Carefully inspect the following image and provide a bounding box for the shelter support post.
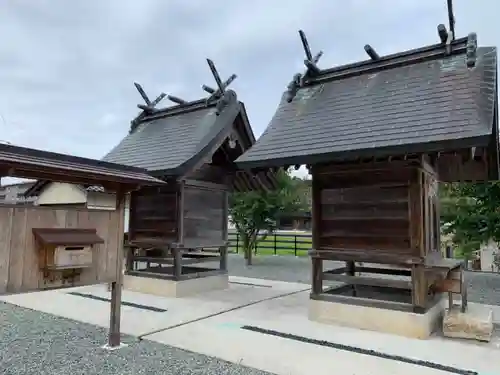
[108,191,126,348]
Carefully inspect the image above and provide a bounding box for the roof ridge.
[130,59,238,133]
[306,36,470,86]
[285,29,477,103]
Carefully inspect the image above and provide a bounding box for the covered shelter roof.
[0,143,165,191]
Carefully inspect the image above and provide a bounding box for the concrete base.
[309,299,444,339]
[123,273,229,298]
[101,342,128,351]
[442,304,494,342]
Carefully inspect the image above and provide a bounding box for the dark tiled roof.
[236,40,498,168]
[102,95,242,176]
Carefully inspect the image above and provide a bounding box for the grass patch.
[228,233,311,257]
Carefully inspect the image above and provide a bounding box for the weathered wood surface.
[182,184,227,248]
[314,164,413,255]
[0,205,121,294]
[186,164,228,183]
[129,185,178,244]
[310,159,455,311]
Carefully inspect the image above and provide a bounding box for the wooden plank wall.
[0,205,121,295]
[182,184,226,248]
[129,186,178,243]
[187,164,228,183]
[314,163,416,256]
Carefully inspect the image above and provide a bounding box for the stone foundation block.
[123,274,229,298]
[442,304,494,342]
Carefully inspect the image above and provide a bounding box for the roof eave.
[236,135,492,170]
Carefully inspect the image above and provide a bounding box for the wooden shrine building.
[236,24,499,338]
[102,60,275,297]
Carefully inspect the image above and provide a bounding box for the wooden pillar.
[411,265,427,312]
[346,260,356,295]
[173,248,182,280]
[310,170,322,295]
[219,244,228,271]
[220,189,228,272]
[109,190,126,348]
[409,169,427,311]
[177,181,185,246]
[311,257,323,295]
[124,244,133,273]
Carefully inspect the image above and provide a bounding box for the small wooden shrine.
[236,19,499,338]
[0,142,164,347]
[103,59,275,297]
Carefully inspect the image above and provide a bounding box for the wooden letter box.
[32,228,104,271]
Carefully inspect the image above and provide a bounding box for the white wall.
[37,183,131,234]
[124,194,130,232]
[480,239,499,272]
[36,182,86,205]
[87,191,116,210]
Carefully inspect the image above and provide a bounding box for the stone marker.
[442,304,494,342]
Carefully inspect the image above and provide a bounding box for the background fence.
[228,231,312,256]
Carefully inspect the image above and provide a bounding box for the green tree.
[441,182,500,261]
[229,168,307,266]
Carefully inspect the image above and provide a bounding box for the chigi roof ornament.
[286,30,323,103]
[130,83,166,133]
[202,58,238,115]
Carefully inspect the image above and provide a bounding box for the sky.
[0,0,497,182]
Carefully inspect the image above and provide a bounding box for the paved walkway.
[223,254,500,305]
[2,277,499,375]
[2,254,500,374]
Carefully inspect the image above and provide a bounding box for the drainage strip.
[241,326,477,375]
[229,281,273,288]
[68,292,167,313]
[138,288,310,339]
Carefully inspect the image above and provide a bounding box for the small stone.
[442,304,494,342]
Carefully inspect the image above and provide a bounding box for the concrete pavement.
[1,276,499,375]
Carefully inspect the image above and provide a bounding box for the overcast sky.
[0,0,497,181]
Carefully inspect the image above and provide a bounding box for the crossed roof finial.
[201,59,238,115]
[285,30,323,103]
[134,82,166,113]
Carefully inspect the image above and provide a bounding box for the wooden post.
[310,170,322,295]
[219,244,228,271]
[411,265,427,312]
[346,260,356,295]
[125,244,133,273]
[311,257,323,294]
[173,248,182,280]
[108,191,126,348]
[221,190,228,271]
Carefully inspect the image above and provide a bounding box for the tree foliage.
[229,169,308,265]
[441,182,500,260]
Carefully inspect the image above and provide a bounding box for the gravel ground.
[0,302,273,375]
[225,254,500,306]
